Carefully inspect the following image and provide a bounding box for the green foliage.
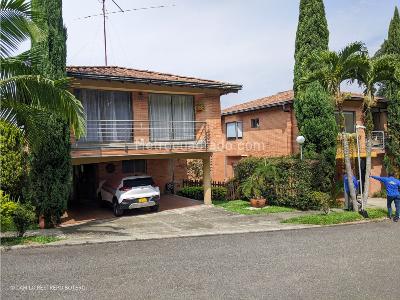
[308,191,331,214]
[0,120,25,198]
[376,7,400,57]
[235,157,323,210]
[187,159,203,180]
[294,82,338,192]
[282,208,387,225]
[377,7,400,176]
[1,235,60,246]
[31,0,66,79]
[24,115,71,227]
[0,0,42,58]
[12,201,36,237]
[214,200,295,215]
[240,162,276,199]
[293,0,329,95]
[0,190,18,231]
[372,189,387,198]
[177,186,228,202]
[23,0,73,227]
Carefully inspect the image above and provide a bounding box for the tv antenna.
[77,1,176,66]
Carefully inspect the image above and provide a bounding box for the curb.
[1,217,391,252]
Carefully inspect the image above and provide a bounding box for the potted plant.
[240,162,276,208]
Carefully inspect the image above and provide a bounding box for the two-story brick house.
[217,90,388,195]
[67,66,242,206]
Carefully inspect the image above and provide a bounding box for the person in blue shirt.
[371,173,400,222]
[343,174,359,210]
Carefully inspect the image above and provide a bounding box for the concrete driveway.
[42,203,316,247]
[60,194,202,226]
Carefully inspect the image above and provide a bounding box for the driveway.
[60,194,202,226]
[32,204,317,247]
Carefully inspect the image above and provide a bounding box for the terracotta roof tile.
[222,90,386,115]
[66,66,242,92]
[222,90,294,115]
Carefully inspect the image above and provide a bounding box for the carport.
[61,194,203,226]
[66,152,212,225]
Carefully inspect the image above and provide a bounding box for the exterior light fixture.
[296,135,305,160]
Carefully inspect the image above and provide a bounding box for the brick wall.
[97,158,188,194]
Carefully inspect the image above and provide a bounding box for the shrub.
[0,191,18,231]
[309,191,331,214]
[177,186,227,201]
[12,202,36,237]
[24,115,72,227]
[235,157,321,210]
[0,121,26,199]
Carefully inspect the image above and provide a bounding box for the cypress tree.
[293,0,337,193]
[293,0,329,95]
[377,7,400,175]
[26,0,71,226]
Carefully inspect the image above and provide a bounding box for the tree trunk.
[343,133,358,211]
[362,105,374,210]
[363,130,372,208]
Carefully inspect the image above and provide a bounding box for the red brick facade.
[214,92,388,196]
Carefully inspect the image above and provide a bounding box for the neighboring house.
[216,90,388,195]
[67,66,242,205]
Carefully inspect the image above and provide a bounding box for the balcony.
[370,131,385,150]
[72,120,209,151]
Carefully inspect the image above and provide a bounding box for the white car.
[98,176,160,216]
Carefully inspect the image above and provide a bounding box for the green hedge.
[235,157,323,210]
[0,121,26,199]
[177,186,227,202]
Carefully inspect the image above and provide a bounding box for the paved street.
[2,221,399,300]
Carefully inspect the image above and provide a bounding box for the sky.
[63,0,399,108]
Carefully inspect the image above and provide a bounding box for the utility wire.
[75,4,176,20]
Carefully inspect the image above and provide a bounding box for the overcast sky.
[63,0,399,108]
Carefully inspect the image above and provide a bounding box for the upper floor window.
[251,118,260,128]
[335,111,355,133]
[226,121,243,140]
[74,89,132,142]
[149,94,194,142]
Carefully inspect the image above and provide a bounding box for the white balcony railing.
[73,120,209,150]
[370,131,385,150]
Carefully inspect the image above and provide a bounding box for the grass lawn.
[281,208,388,225]
[213,200,295,215]
[0,236,61,247]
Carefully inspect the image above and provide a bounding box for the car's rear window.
[123,178,154,188]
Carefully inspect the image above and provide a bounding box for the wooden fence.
[182,179,240,200]
[182,179,226,188]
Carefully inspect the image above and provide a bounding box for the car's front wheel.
[113,201,124,217]
[150,204,159,212]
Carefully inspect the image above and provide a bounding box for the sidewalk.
[2,205,320,249]
[2,199,387,249]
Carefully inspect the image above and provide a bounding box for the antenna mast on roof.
[78,1,175,66]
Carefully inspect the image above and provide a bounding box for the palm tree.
[301,42,367,211]
[0,0,85,140]
[354,54,400,208]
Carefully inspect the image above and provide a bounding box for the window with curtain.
[226,121,243,140]
[335,111,355,133]
[149,94,194,141]
[75,89,132,142]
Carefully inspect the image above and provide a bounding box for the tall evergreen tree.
[293,0,329,95]
[293,0,337,194]
[26,0,72,226]
[376,7,400,175]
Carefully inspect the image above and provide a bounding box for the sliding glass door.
[75,89,132,142]
[149,94,194,142]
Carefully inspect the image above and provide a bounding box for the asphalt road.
[1,221,399,300]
